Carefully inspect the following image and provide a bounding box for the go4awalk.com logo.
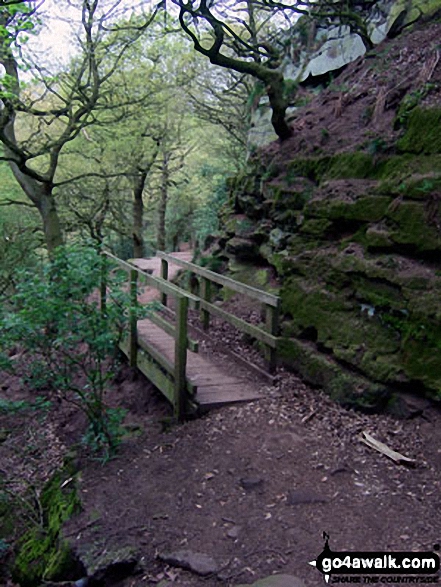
[309,533,440,584]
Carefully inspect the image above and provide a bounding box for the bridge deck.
[137,318,261,408]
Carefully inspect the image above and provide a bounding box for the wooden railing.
[101,251,281,420]
[101,251,199,420]
[156,251,280,373]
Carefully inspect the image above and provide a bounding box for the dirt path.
[61,366,441,587]
[131,252,193,305]
[1,253,440,587]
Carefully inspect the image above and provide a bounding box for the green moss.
[227,260,270,289]
[364,225,393,249]
[386,200,441,251]
[399,176,441,199]
[281,277,400,354]
[306,195,392,222]
[299,218,332,237]
[224,215,257,238]
[12,470,81,587]
[278,338,390,411]
[352,276,402,310]
[287,156,332,183]
[398,108,441,154]
[389,0,441,26]
[325,152,381,180]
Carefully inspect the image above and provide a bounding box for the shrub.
[0,243,135,459]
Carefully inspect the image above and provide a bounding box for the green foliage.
[191,167,229,248]
[395,83,436,127]
[0,243,133,458]
[398,106,441,154]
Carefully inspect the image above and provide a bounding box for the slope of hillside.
[218,17,441,410]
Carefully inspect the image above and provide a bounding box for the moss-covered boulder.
[278,338,391,411]
[12,471,83,587]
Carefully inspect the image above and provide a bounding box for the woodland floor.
[1,295,441,587]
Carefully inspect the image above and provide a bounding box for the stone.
[79,545,139,583]
[236,573,306,587]
[227,525,242,539]
[240,477,264,491]
[158,550,220,576]
[286,488,328,505]
[387,392,432,419]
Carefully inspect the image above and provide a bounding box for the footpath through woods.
[1,253,441,587]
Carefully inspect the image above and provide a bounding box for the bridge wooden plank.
[197,386,260,406]
[135,317,261,409]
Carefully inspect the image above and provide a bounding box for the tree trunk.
[157,153,169,252]
[208,52,293,142]
[267,76,293,142]
[8,161,63,254]
[38,189,64,254]
[3,113,63,254]
[132,171,148,258]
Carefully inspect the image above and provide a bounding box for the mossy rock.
[395,175,441,200]
[224,215,258,238]
[306,195,392,222]
[398,108,441,154]
[278,338,391,411]
[287,156,332,183]
[228,259,271,290]
[364,225,394,249]
[225,237,260,261]
[266,178,314,211]
[376,155,441,194]
[386,200,441,252]
[389,0,441,29]
[299,218,333,237]
[325,152,382,180]
[12,470,82,587]
[281,277,401,355]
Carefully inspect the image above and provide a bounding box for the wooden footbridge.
[101,251,280,420]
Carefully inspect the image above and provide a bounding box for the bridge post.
[200,277,211,331]
[265,299,280,374]
[160,258,168,307]
[174,294,189,421]
[129,269,138,368]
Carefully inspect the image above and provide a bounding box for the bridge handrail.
[156,251,279,307]
[157,250,280,373]
[102,250,196,420]
[103,251,200,309]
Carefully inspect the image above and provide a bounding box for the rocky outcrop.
[218,20,441,409]
[249,0,441,148]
